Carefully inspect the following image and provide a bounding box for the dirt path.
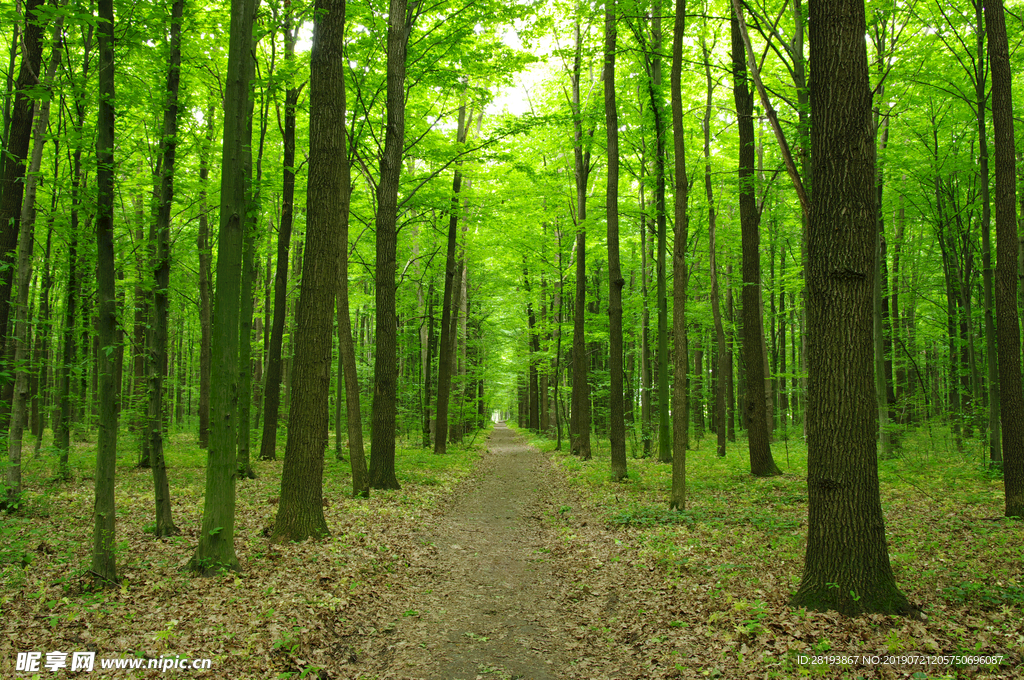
[376,423,579,679]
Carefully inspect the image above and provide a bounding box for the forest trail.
[362,423,589,679]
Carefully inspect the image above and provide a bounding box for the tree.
[434,90,471,456]
[983,0,1024,517]
[6,11,61,507]
[568,16,592,461]
[259,0,301,463]
[605,0,626,482]
[791,0,909,615]
[146,0,184,538]
[92,0,118,585]
[0,0,45,408]
[668,0,688,510]
[369,0,415,490]
[731,4,780,478]
[190,0,258,574]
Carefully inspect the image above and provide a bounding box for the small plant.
[273,626,301,655]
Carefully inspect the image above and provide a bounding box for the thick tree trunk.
[984,0,1024,517]
[0,0,44,390]
[605,0,626,481]
[792,0,908,615]
[92,0,119,584]
[669,0,689,509]
[369,0,412,490]
[731,8,780,477]
[271,0,349,538]
[6,15,61,504]
[190,0,257,574]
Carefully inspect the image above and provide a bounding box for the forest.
[1,0,1023,677]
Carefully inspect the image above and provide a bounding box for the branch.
[731,0,809,217]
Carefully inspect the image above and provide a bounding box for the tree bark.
[369,0,412,490]
[605,0,626,481]
[669,0,689,510]
[984,0,1024,518]
[5,14,61,505]
[434,92,469,455]
[792,0,908,615]
[190,0,257,574]
[197,104,214,449]
[731,6,780,477]
[568,17,592,461]
[271,0,350,539]
[258,82,297,461]
[0,0,45,390]
[145,0,183,538]
[92,0,118,584]
[702,37,727,459]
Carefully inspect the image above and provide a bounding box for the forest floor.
[1,421,1022,679]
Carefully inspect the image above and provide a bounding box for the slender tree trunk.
[650,4,671,464]
[435,93,470,454]
[975,3,1001,465]
[54,34,89,477]
[146,0,183,538]
[702,38,727,459]
[984,0,1024,517]
[259,34,298,462]
[732,6,780,476]
[605,0,626,479]
[31,220,53,453]
[91,0,118,584]
[669,0,689,509]
[792,0,908,615]
[369,0,412,490]
[726,266,736,441]
[190,0,257,574]
[197,104,214,449]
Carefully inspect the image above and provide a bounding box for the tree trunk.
[792,0,908,615]
[605,0,626,480]
[197,104,214,449]
[731,6,780,477]
[271,0,350,539]
[54,33,90,478]
[984,0,1024,518]
[369,0,412,490]
[433,92,469,455]
[0,0,44,392]
[145,0,183,538]
[259,38,299,462]
[5,14,61,505]
[702,37,727,459]
[190,0,257,575]
[651,3,671,464]
[669,0,689,509]
[975,3,1001,466]
[92,0,119,584]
